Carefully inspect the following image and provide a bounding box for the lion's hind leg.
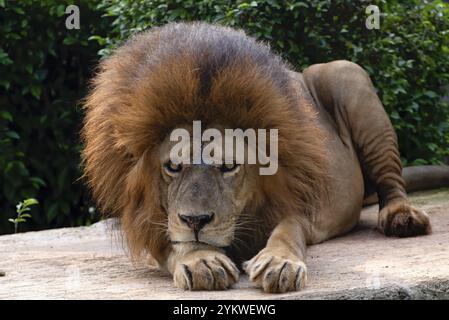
[303,60,431,237]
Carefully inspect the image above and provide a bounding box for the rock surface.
[1,189,448,300]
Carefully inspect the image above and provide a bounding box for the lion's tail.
[402,165,449,192]
[363,165,449,206]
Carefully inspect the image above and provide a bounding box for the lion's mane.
[81,22,328,265]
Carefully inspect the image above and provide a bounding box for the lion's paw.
[173,251,239,291]
[379,201,431,237]
[243,249,307,293]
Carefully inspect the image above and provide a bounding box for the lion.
[81,22,448,293]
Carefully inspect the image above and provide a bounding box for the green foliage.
[0,0,108,234]
[95,0,449,165]
[8,198,38,233]
[1,0,448,234]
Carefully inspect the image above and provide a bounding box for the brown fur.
[81,22,328,265]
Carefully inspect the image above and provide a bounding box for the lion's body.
[82,22,431,293]
[293,69,365,244]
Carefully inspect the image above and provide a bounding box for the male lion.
[82,22,446,293]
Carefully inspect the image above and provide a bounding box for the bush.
[0,0,108,234]
[95,0,449,165]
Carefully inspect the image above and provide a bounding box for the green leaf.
[411,158,429,165]
[47,203,59,222]
[13,7,25,14]
[0,111,13,121]
[0,48,13,65]
[63,37,78,45]
[30,177,47,188]
[23,198,39,207]
[30,85,42,99]
[88,35,107,46]
[18,207,31,214]
[390,111,400,120]
[423,90,438,98]
[56,4,66,17]
[0,79,10,89]
[6,131,20,140]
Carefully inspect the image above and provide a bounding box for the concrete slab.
[1,189,448,299]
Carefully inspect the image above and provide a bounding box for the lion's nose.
[178,213,214,232]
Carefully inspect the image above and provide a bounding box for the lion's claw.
[243,249,307,293]
[173,251,239,290]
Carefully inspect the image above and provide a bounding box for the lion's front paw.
[379,201,431,237]
[243,249,307,293]
[173,251,239,291]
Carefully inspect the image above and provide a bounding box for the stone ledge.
[0,189,448,300]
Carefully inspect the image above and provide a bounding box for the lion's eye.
[165,161,182,174]
[220,162,238,173]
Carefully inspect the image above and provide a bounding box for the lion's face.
[159,126,258,249]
